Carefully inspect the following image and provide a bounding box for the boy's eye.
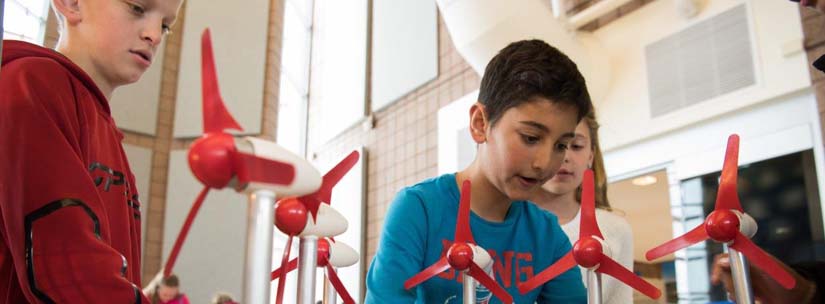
[570,144,584,150]
[521,134,540,145]
[162,24,172,35]
[128,2,145,15]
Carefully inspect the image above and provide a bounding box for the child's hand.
[143,271,164,296]
[710,253,815,303]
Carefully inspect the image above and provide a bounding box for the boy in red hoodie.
[0,0,182,302]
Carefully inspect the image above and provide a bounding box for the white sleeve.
[600,210,635,304]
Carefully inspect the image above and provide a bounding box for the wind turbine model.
[646,134,795,303]
[404,180,514,304]
[519,169,661,303]
[159,28,322,303]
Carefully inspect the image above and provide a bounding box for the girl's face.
[471,98,580,201]
[541,120,594,196]
[158,284,179,302]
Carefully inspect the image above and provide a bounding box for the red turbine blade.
[275,236,294,304]
[296,196,323,222]
[455,180,474,244]
[299,151,360,219]
[468,262,513,304]
[201,28,242,134]
[318,150,360,204]
[580,169,602,239]
[270,257,298,281]
[518,252,576,294]
[716,134,743,212]
[233,152,296,186]
[325,265,355,304]
[646,224,709,261]
[404,258,450,290]
[596,254,662,299]
[731,233,796,289]
[164,186,210,277]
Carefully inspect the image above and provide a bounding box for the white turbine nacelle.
[299,204,348,238]
[237,137,322,197]
[583,236,612,271]
[327,240,359,268]
[733,210,758,239]
[470,244,493,271]
[435,0,611,102]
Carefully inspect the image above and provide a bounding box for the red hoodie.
[0,40,149,303]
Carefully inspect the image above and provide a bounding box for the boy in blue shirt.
[365,40,591,303]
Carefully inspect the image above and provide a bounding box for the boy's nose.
[142,26,163,47]
[532,148,554,173]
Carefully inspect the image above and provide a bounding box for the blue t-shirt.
[365,174,586,303]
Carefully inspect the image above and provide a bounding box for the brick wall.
[578,0,655,31]
[801,6,825,142]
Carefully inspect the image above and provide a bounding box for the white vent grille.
[646,4,754,118]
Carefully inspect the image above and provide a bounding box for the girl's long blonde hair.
[575,111,612,211]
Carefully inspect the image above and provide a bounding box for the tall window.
[313,0,367,145]
[3,0,50,44]
[276,0,314,156]
[273,4,314,299]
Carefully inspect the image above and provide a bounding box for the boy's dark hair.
[478,39,592,126]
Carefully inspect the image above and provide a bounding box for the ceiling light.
[632,175,658,186]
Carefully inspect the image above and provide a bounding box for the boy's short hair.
[478,39,592,126]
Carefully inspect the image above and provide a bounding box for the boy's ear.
[51,0,82,24]
[469,102,488,144]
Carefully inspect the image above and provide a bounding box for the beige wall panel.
[173,0,270,138]
[164,151,247,303]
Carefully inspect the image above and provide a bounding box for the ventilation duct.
[435,0,612,101]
